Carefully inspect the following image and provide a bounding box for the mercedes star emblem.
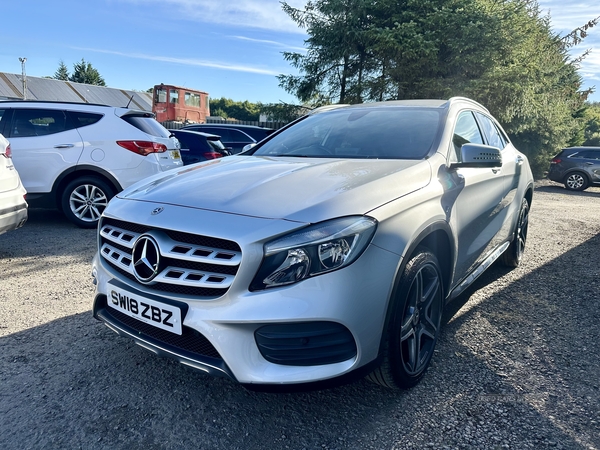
[132,235,161,283]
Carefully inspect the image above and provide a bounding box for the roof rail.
[447,97,489,113]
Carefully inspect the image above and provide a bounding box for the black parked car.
[169,129,229,165]
[548,146,600,191]
[181,124,275,154]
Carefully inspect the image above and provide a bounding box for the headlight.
[250,216,377,291]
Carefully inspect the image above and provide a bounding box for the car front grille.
[99,218,241,299]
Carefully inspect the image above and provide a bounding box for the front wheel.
[368,249,444,389]
[61,177,115,228]
[500,197,529,268]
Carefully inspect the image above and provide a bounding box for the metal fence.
[161,118,289,130]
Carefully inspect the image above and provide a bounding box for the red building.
[152,84,210,123]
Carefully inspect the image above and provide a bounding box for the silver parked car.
[0,133,27,235]
[92,98,534,389]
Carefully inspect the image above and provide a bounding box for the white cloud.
[581,52,600,81]
[72,47,283,75]
[230,35,306,52]
[537,1,600,31]
[123,0,308,34]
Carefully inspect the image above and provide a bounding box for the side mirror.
[451,144,502,169]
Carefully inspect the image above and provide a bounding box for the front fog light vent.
[255,322,357,366]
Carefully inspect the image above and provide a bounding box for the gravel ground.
[0,180,599,450]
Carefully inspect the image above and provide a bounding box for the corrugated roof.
[0,72,153,111]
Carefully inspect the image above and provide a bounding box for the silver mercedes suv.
[92,97,534,389]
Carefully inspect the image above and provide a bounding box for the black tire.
[61,177,115,228]
[564,171,589,191]
[368,248,444,389]
[500,198,529,268]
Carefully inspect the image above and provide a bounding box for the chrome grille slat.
[99,219,241,298]
[164,244,241,266]
[153,266,234,288]
[101,243,135,274]
[100,225,141,249]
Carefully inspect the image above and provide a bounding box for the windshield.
[253,107,442,159]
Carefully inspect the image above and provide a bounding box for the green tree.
[54,60,69,81]
[279,0,598,176]
[209,98,260,121]
[69,59,106,86]
[259,102,310,122]
[581,102,600,146]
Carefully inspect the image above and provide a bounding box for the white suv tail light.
[1,144,12,158]
[117,140,167,156]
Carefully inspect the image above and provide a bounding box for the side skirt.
[447,241,510,301]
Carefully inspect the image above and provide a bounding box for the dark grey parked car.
[181,124,275,154]
[548,147,600,191]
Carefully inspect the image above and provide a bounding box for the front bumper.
[92,239,400,385]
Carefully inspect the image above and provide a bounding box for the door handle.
[586,162,594,165]
[492,168,501,174]
[54,144,74,148]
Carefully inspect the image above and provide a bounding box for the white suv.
[0,101,182,228]
[0,133,27,235]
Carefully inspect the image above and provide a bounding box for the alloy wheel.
[399,263,443,376]
[69,184,108,223]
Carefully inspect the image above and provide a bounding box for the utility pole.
[19,57,27,100]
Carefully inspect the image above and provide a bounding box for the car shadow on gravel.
[2,238,599,449]
[437,233,600,450]
[0,208,97,272]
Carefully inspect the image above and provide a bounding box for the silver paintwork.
[92,97,534,385]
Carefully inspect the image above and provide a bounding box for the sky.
[1,0,599,104]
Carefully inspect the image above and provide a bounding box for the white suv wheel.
[61,177,114,228]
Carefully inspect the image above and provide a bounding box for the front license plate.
[108,287,183,335]
[170,149,181,160]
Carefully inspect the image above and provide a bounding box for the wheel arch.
[52,166,123,210]
[374,222,454,359]
[399,222,454,298]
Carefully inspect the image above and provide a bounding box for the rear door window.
[10,109,75,137]
[203,128,230,140]
[228,129,254,143]
[572,150,600,160]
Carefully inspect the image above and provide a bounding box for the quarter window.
[450,111,484,162]
[68,111,103,128]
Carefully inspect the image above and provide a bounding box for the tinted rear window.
[121,114,170,138]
